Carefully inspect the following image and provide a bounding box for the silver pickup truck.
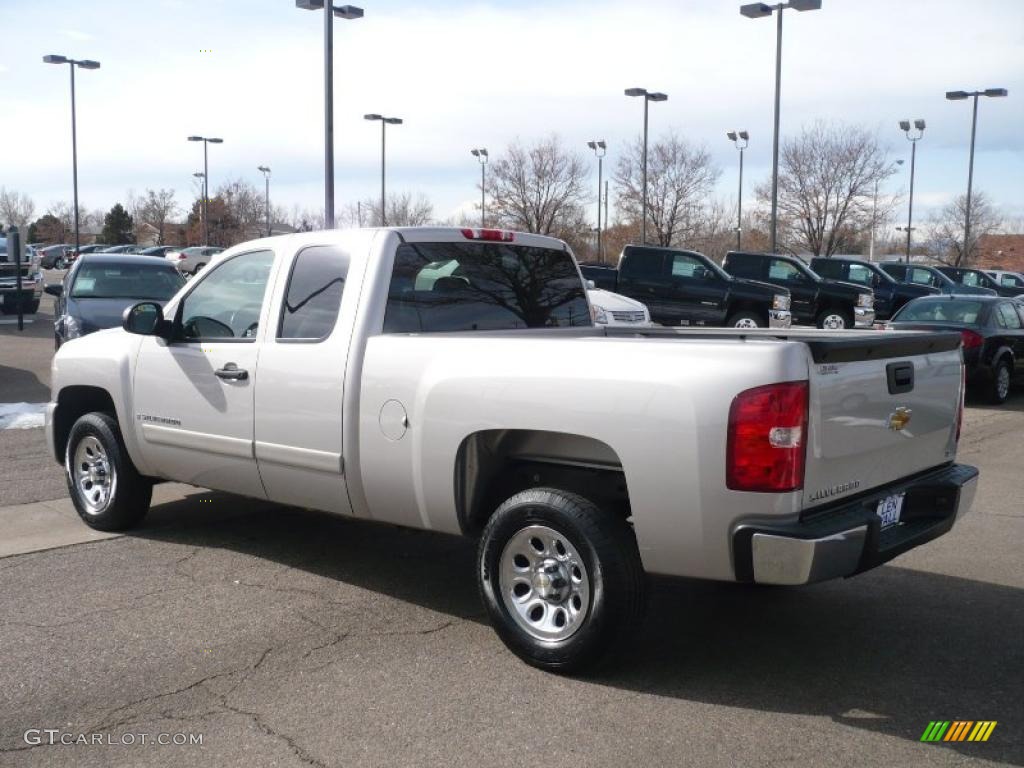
[45,227,978,672]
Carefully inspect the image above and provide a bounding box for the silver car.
[165,246,224,275]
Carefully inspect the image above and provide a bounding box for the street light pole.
[258,166,272,237]
[946,87,1008,262]
[587,141,607,259]
[898,120,925,263]
[740,1,822,253]
[364,114,402,226]
[188,136,223,246]
[727,131,749,250]
[624,88,667,245]
[43,55,100,255]
[471,149,488,227]
[296,2,364,229]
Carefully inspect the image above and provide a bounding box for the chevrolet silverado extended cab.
[46,226,978,672]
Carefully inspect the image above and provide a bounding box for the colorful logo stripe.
[921,721,997,742]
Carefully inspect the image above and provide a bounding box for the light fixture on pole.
[739,0,821,253]
[898,119,925,263]
[364,114,403,226]
[945,87,1008,262]
[187,136,223,246]
[471,149,488,228]
[587,141,607,260]
[258,166,272,238]
[624,88,668,245]
[726,130,749,250]
[295,1,364,229]
[43,55,100,257]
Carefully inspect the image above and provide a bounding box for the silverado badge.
[887,407,912,431]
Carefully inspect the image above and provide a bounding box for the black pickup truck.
[810,256,938,321]
[722,251,875,329]
[580,245,791,328]
[936,266,1024,298]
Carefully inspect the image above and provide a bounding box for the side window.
[846,264,873,286]
[996,302,1022,330]
[178,250,275,341]
[621,250,666,278]
[768,259,804,282]
[278,246,348,341]
[1000,275,1023,287]
[909,268,933,286]
[670,253,710,279]
[961,271,981,287]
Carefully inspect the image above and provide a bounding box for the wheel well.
[53,386,117,462]
[454,430,630,535]
[818,303,853,319]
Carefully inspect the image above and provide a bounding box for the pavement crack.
[218,699,328,768]
[172,546,203,583]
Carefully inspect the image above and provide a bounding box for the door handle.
[214,363,248,381]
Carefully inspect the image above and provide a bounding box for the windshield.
[70,263,185,300]
[893,298,984,325]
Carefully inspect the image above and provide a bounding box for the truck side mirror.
[44,284,63,297]
[123,302,170,339]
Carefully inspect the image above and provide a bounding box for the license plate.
[876,493,905,529]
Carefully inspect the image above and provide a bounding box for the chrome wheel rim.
[70,435,116,515]
[997,366,1011,400]
[499,524,591,642]
[734,317,759,329]
[822,313,846,330]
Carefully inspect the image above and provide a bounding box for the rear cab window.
[384,241,591,333]
[723,253,763,280]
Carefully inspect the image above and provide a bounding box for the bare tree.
[766,121,897,257]
[138,188,179,245]
[925,191,1002,266]
[0,188,36,231]
[488,135,590,240]
[614,131,720,247]
[358,192,434,227]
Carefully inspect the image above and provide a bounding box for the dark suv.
[810,256,939,321]
[879,263,997,296]
[580,245,792,328]
[721,251,875,329]
[936,266,1024,297]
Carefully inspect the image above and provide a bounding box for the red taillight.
[460,228,514,242]
[177,253,186,260]
[727,381,809,493]
[960,330,984,349]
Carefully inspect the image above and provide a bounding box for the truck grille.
[610,310,646,323]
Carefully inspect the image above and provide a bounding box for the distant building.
[975,234,1024,272]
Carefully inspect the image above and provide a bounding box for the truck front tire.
[477,488,646,673]
[726,310,763,329]
[817,308,853,330]
[65,412,152,531]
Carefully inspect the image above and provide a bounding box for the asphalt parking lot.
[1,283,1021,767]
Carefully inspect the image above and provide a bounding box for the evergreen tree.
[101,203,134,245]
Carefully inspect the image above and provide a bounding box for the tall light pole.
[727,130,749,250]
[295,1,364,229]
[740,0,822,253]
[624,88,667,245]
[258,166,272,237]
[364,114,402,226]
[43,55,100,255]
[187,136,223,246]
[587,141,607,260]
[946,88,1008,262]
[192,172,205,240]
[898,119,925,263]
[471,148,488,227]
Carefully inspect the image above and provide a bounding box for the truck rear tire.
[816,308,853,330]
[987,358,1012,405]
[477,487,646,673]
[726,310,763,329]
[65,412,152,531]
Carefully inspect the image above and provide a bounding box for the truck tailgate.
[802,332,963,509]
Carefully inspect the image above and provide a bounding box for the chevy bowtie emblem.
[888,407,913,431]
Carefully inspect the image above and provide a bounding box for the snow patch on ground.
[0,402,47,430]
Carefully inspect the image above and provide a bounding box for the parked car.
[67,244,111,262]
[721,251,874,329]
[0,236,44,314]
[38,244,72,269]
[879,262,997,296]
[587,287,653,327]
[985,270,1024,292]
[809,256,939,321]
[166,246,225,275]
[889,295,1024,404]
[580,245,791,328]
[936,266,1024,297]
[100,244,144,254]
[45,254,185,349]
[46,226,977,673]
[138,245,183,257]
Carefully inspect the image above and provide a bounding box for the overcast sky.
[1,0,1022,227]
